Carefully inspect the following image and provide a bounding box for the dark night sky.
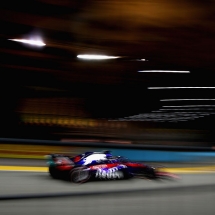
[1,0,215,136]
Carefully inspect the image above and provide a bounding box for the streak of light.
[160,99,215,101]
[77,54,120,60]
[173,112,213,114]
[8,39,46,46]
[148,87,215,89]
[138,70,190,73]
[163,105,215,108]
[159,108,215,111]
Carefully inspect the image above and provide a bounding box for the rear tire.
[70,167,90,183]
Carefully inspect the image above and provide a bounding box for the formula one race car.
[46,151,179,183]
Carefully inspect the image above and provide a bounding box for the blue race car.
[47,151,179,183]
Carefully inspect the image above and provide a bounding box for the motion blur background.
[1,0,215,146]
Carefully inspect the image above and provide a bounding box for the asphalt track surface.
[1,159,215,215]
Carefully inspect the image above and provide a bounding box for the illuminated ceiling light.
[77,54,120,60]
[138,70,190,73]
[148,87,215,89]
[122,112,211,120]
[160,108,214,111]
[160,99,215,101]
[116,110,214,122]
[136,59,147,61]
[173,111,213,114]
[8,38,46,46]
[163,105,215,108]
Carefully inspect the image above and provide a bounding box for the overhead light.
[148,87,215,89]
[8,38,46,46]
[163,105,215,108]
[173,112,212,114]
[77,54,120,60]
[160,99,215,101]
[160,108,214,111]
[135,59,147,61]
[138,70,190,73]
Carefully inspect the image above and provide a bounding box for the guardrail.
[0,137,214,152]
[1,137,215,162]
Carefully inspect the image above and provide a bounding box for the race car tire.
[49,166,59,179]
[70,167,90,183]
[145,167,157,179]
[134,166,156,179]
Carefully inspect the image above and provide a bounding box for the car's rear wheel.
[70,167,90,183]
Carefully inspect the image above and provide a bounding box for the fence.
[0,137,215,162]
